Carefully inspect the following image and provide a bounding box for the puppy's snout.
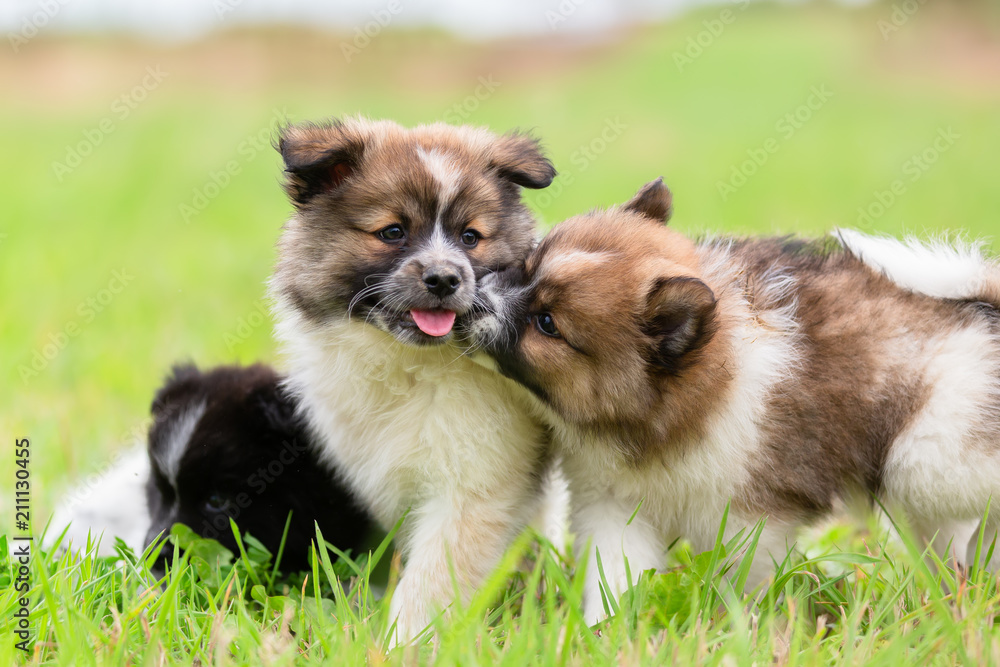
[422,266,462,298]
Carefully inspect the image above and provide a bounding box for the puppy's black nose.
[423,268,461,298]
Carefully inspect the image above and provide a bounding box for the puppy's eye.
[378,225,405,242]
[533,313,560,338]
[204,494,230,513]
[460,229,481,247]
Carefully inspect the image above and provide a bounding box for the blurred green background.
[2,0,999,522]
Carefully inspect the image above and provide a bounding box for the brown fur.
[718,239,937,518]
[484,179,1000,520]
[273,116,554,333]
[494,198,732,462]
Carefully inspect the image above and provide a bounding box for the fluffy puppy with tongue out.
[269,117,557,644]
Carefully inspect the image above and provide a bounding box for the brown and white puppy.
[474,178,1000,623]
[269,117,557,643]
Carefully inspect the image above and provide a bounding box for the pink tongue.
[410,309,456,337]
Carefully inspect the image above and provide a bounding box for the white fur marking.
[417,147,462,209]
[836,228,992,300]
[422,223,464,265]
[573,497,664,624]
[533,463,571,551]
[883,325,1000,525]
[155,400,206,486]
[539,250,611,278]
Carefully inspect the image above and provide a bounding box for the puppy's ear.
[490,132,556,189]
[151,364,202,417]
[277,121,366,206]
[623,177,673,223]
[643,276,716,373]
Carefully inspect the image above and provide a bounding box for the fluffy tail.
[836,228,1000,308]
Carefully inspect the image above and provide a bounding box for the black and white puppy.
[48,364,373,573]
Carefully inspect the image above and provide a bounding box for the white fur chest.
[558,299,800,550]
[561,428,753,549]
[274,305,543,529]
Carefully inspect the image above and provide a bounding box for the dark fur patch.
[145,364,372,572]
[488,130,557,188]
[277,120,367,205]
[623,177,673,223]
[642,276,718,375]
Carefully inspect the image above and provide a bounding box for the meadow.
[3,1,1000,663]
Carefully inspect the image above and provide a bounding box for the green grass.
[4,510,1000,665]
[3,1,1000,664]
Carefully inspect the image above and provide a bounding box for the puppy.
[474,178,1000,623]
[269,117,557,642]
[48,364,372,573]
[144,364,372,571]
